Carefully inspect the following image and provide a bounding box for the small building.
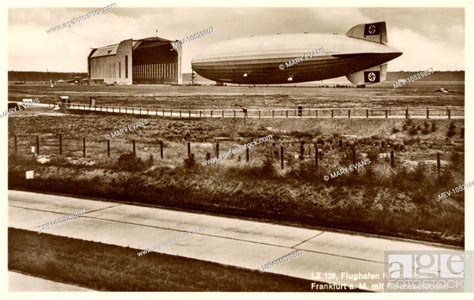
[87,37,182,85]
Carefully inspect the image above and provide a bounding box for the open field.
[9,228,327,291]
[8,81,464,109]
[8,102,464,245]
[7,82,465,245]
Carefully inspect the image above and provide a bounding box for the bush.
[260,153,276,177]
[115,153,146,172]
[402,119,413,131]
[421,122,430,135]
[447,122,456,138]
[184,154,196,169]
[408,126,418,136]
[450,150,463,170]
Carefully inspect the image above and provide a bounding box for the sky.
[8,7,465,73]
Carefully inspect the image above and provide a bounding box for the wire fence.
[55,103,464,119]
[9,133,451,172]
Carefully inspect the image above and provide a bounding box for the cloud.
[8,7,464,72]
[390,28,464,71]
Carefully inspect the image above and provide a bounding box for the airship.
[191,22,402,85]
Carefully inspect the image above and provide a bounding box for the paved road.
[8,190,461,292]
[9,271,91,291]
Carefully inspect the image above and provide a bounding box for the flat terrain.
[7,82,465,245]
[9,228,319,291]
[10,191,460,291]
[8,81,464,109]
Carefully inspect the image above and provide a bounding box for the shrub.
[408,126,418,136]
[421,122,430,135]
[403,119,413,130]
[450,150,463,170]
[184,154,196,169]
[115,153,146,172]
[260,153,276,177]
[447,122,456,138]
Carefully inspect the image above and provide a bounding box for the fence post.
[406,108,409,119]
[107,139,110,157]
[189,110,191,118]
[385,109,388,119]
[258,110,261,119]
[448,109,451,119]
[160,140,164,159]
[82,137,86,157]
[390,150,395,168]
[280,146,284,169]
[272,110,274,118]
[59,134,62,155]
[366,109,369,118]
[426,108,429,119]
[437,153,441,173]
[188,142,191,158]
[216,142,219,158]
[199,111,202,118]
[14,135,18,155]
[286,110,288,118]
[331,109,334,118]
[171,109,173,117]
[36,136,40,155]
[132,140,136,156]
[246,147,249,162]
[348,110,351,118]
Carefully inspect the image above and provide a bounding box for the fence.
[59,103,464,119]
[9,134,448,172]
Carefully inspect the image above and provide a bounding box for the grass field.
[8,82,465,246]
[9,228,336,291]
[8,81,464,109]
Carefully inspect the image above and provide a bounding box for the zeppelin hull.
[193,53,400,84]
[191,29,402,85]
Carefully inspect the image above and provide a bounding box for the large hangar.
[88,37,182,85]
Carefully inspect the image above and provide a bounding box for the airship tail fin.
[346,63,387,85]
[346,21,387,44]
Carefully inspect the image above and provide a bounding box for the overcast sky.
[8,7,464,73]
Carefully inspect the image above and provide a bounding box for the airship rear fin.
[346,22,387,44]
[346,63,387,85]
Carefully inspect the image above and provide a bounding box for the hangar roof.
[90,44,119,58]
[90,37,175,58]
